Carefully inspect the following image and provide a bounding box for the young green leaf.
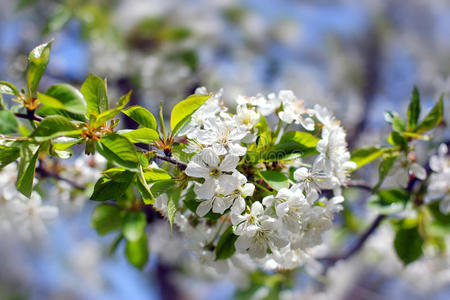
[122,105,157,130]
[137,165,154,204]
[16,144,40,198]
[31,115,80,142]
[215,225,238,260]
[394,226,423,265]
[415,96,444,133]
[407,86,421,131]
[0,145,20,169]
[392,116,406,132]
[143,168,172,182]
[94,90,132,126]
[90,174,134,201]
[38,84,87,115]
[0,81,19,96]
[91,204,122,235]
[125,234,149,269]
[81,74,108,117]
[263,131,319,161]
[27,41,52,94]
[170,94,210,135]
[150,180,176,198]
[259,170,289,191]
[0,110,18,134]
[373,155,398,191]
[118,128,159,144]
[96,134,139,171]
[167,187,181,229]
[123,211,147,242]
[350,146,386,169]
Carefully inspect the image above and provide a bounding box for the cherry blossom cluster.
[156,88,356,270]
[426,144,450,214]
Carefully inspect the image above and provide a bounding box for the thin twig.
[14,112,43,122]
[36,164,86,190]
[320,214,386,269]
[347,180,372,191]
[135,144,188,170]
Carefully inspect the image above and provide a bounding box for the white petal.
[301,117,315,131]
[294,167,309,181]
[196,200,212,217]
[201,148,220,167]
[185,162,209,178]
[195,179,217,199]
[212,197,232,214]
[218,174,239,195]
[219,155,239,172]
[276,202,290,218]
[231,196,245,214]
[228,143,247,156]
[249,241,267,258]
[410,163,426,180]
[251,201,264,215]
[242,183,255,196]
[235,235,252,252]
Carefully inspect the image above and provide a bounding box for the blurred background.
[0,0,449,299]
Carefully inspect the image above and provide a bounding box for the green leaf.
[215,225,238,260]
[259,170,289,191]
[31,115,79,141]
[377,188,410,205]
[407,86,421,131]
[392,116,406,132]
[94,91,132,126]
[38,84,87,115]
[90,173,134,201]
[170,94,210,135]
[373,155,397,191]
[388,131,407,149]
[137,165,154,204]
[0,110,18,134]
[167,187,181,229]
[118,128,159,144]
[263,131,319,161]
[0,81,19,96]
[350,146,386,169]
[122,105,157,130]
[150,180,176,198]
[0,145,20,169]
[16,144,40,198]
[27,41,52,94]
[81,74,108,117]
[415,96,444,133]
[96,134,139,171]
[394,226,423,265]
[143,168,172,182]
[91,204,122,235]
[123,211,147,242]
[370,188,410,213]
[125,234,149,269]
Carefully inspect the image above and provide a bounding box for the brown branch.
[320,214,386,269]
[36,164,86,191]
[15,112,43,122]
[135,144,187,170]
[347,180,372,191]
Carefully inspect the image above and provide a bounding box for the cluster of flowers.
[0,163,58,240]
[426,144,450,214]
[0,143,105,240]
[156,88,356,270]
